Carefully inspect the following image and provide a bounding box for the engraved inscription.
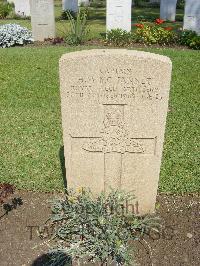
[66,68,163,104]
[99,69,162,103]
[67,77,95,100]
[36,0,49,11]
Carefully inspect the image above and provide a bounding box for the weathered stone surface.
[30,0,55,41]
[106,0,132,32]
[14,0,30,17]
[62,0,78,12]
[160,0,177,21]
[183,0,200,35]
[59,49,172,215]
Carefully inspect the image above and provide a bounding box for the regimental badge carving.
[82,106,144,154]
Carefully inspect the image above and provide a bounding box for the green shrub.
[90,0,106,8]
[189,36,200,50]
[134,0,152,8]
[148,2,160,8]
[10,13,30,20]
[177,0,185,9]
[60,9,77,20]
[106,29,133,46]
[64,8,89,45]
[179,30,196,46]
[133,23,178,45]
[49,189,159,265]
[0,2,13,19]
[136,15,156,23]
[179,30,200,50]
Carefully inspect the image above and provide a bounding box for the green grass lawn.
[0,46,199,194]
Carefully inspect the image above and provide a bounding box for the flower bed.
[106,18,200,50]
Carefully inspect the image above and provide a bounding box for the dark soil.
[0,190,199,266]
[21,39,190,51]
[85,39,190,50]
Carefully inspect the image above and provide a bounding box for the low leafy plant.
[179,30,200,50]
[134,24,177,45]
[106,19,179,47]
[0,1,13,19]
[189,36,200,50]
[64,8,89,45]
[0,23,33,48]
[106,29,133,47]
[179,30,197,46]
[49,189,159,265]
[133,19,178,45]
[136,15,154,23]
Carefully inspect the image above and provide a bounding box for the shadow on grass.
[59,146,67,191]
[31,251,72,266]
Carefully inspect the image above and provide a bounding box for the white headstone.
[106,0,132,32]
[62,0,78,12]
[60,49,172,215]
[160,0,177,21]
[183,0,200,35]
[14,0,30,17]
[30,0,55,41]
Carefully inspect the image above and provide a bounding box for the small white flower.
[0,23,33,48]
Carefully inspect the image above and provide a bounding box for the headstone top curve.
[59,49,172,65]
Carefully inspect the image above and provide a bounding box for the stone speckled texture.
[59,49,172,215]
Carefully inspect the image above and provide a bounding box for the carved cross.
[72,105,157,192]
